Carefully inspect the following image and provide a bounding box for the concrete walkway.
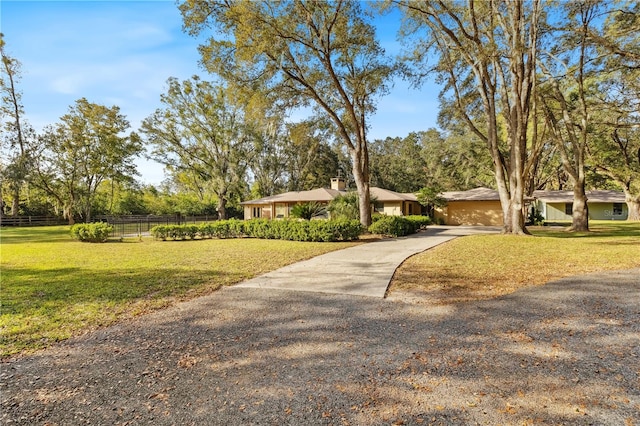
[235,225,500,297]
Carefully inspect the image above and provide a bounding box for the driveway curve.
[236,225,500,297]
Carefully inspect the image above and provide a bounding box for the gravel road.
[2,268,639,425]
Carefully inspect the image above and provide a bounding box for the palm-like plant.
[290,202,327,220]
[327,193,360,220]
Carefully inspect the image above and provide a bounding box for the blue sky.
[1,0,441,185]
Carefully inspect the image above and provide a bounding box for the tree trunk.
[624,191,640,221]
[570,182,589,231]
[11,187,19,216]
[64,205,75,225]
[217,197,227,220]
[85,203,92,223]
[350,146,371,228]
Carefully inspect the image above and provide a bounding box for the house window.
[374,201,384,213]
[252,207,261,218]
[613,203,623,216]
[565,203,573,215]
[275,203,287,218]
[407,203,413,215]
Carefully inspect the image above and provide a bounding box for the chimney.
[331,177,346,191]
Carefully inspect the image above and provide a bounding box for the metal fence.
[96,215,217,238]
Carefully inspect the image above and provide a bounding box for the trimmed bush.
[368,216,424,237]
[150,225,168,240]
[70,223,113,243]
[405,215,432,230]
[150,219,362,242]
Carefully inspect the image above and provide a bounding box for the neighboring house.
[434,187,629,226]
[533,190,628,221]
[241,177,421,220]
[434,187,503,226]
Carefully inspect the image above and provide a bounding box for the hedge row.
[70,223,113,243]
[368,215,432,237]
[150,219,363,242]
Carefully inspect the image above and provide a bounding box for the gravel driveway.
[2,268,639,425]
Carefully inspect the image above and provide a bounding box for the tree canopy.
[141,77,254,220]
[31,98,141,224]
[179,0,395,226]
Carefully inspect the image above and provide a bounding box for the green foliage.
[405,215,432,229]
[368,216,427,237]
[527,208,545,226]
[369,135,426,192]
[180,0,395,227]
[199,219,244,239]
[151,219,362,242]
[416,187,447,208]
[70,223,113,243]
[290,202,327,220]
[141,77,252,220]
[31,98,142,224]
[328,193,360,221]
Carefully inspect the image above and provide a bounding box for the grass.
[0,226,360,358]
[390,221,640,305]
[3,222,639,358]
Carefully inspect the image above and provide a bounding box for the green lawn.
[391,221,640,305]
[3,222,639,358]
[0,226,359,357]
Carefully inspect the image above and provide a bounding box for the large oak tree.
[536,0,603,231]
[395,0,541,234]
[179,0,394,227]
[141,77,254,220]
[32,99,141,224]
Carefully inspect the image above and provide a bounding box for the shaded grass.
[0,226,359,357]
[390,221,640,305]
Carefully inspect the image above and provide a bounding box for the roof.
[370,187,418,202]
[440,187,501,201]
[533,190,626,203]
[241,188,345,205]
[241,186,419,205]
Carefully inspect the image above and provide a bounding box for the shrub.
[70,223,113,243]
[328,193,360,220]
[152,219,362,242]
[405,215,432,230]
[150,225,168,240]
[150,224,194,240]
[368,216,422,237]
[325,219,364,241]
[527,207,545,226]
[290,202,327,220]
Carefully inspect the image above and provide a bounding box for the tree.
[417,128,495,191]
[141,77,253,220]
[179,0,394,227]
[31,99,141,224]
[249,119,289,198]
[0,33,34,217]
[587,1,640,220]
[328,193,360,221]
[536,0,605,232]
[248,117,339,198]
[369,135,426,193]
[283,120,341,192]
[416,186,446,218]
[396,0,542,234]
